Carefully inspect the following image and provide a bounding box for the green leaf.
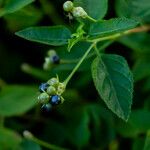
[4,6,43,31]
[67,106,90,148]
[15,26,71,46]
[19,140,41,150]
[88,18,139,39]
[118,33,150,54]
[132,137,145,150]
[116,110,150,137]
[0,85,37,117]
[0,0,35,17]
[91,54,133,121]
[144,130,150,150]
[115,0,150,23]
[133,59,150,81]
[74,0,108,19]
[0,127,22,150]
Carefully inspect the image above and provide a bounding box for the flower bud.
[63,1,74,12]
[38,92,49,104]
[72,7,87,18]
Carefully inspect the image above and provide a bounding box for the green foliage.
[0,0,35,17]
[116,110,150,137]
[118,33,150,53]
[91,54,133,121]
[15,26,71,46]
[0,85,37,116]
[74,0,108,19]
[0,127,22,150]
[116,0,150,23]
[88,18,139,39]
[144,130,150,150]
[19,140,41,150]
[4,6,43,31]
[0,0,150,149]
[133,59,150,82]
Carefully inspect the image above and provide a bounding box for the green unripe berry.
[63,1,74,12]
[47,50,56,57]
[38,92,49,104]
[47,78,59,87]
[47,86,56,95]
[72,7,87,18]
[57,82,66,95]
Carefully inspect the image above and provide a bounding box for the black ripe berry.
[39,83,49,92]
[52,55,60,64]
[50,95,61,106]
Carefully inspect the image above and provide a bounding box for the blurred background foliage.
[0,0,150,150]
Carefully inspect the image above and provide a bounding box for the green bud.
[38,92,49,104]
[47,78,59,87]
[47,86,56,95]
[63,1,74,12]
[57,82,66,95]
[72,7,87,18]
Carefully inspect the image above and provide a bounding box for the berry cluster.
[43,50,60,70]
[38,77,65,109]
[63,1,87,19]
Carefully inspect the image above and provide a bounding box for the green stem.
[86,15,97,22]
[63,42,96,86]
[88,33,122,43]
[94,44,100,56]
[62,40,113,64]
[31,136,68,150]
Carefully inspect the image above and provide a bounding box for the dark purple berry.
[41,104,52,112]
[52,55,60,64]
[50,95,61,106]
[39,83,49,93]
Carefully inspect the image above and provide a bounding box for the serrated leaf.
[0,85,37,117]
[91,54,133,121]
[0,127,22,150]
[74,0,108,19]
[144,130,150,150]
[88,18,139,39]
[15,26,71,46]
[0,0,35,17]
[115,0,150,23]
